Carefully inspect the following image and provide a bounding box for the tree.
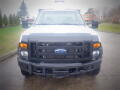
[12,14,16,25]
[15,15,20,25]
[13,14,20,25]
[17,0,28,18]
[108,5,120,23]
[9,14,20,26]
[0,9,2,27]
[9,14,14,26]
[3,14,8,27]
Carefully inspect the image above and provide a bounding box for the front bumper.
[18,58,101,78]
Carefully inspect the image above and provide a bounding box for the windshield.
[35,11,85,25]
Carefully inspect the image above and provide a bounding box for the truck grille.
[29,42,92,63]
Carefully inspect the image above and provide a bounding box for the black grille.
[29,42,92,62]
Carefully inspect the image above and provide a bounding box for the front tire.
[88,68,100,76]
[21,70,31,77]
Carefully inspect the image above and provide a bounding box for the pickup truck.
[18,10,103,78]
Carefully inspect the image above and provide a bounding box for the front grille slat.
[29,42,92,62]
[30,42,37,58]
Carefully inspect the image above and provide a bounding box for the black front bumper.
[18,58,101,78]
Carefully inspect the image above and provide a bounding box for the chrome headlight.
[20,51,28,57]
[92,50,100,60]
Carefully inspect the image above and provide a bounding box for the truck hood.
[20,25,100,42]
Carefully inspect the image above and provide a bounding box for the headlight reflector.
[92,50,100,60]
[20,51,28,57]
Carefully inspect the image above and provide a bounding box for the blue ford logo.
[54,49,67,54]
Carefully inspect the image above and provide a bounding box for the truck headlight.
[92,50,100,60]
[20,51,28,57]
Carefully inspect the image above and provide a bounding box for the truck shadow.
[22,75,97,90]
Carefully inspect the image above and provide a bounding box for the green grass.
[0,26,23,56]
[98,23,120,33]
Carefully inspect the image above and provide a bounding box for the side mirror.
[92,21,99,29]
[22,20,29,29]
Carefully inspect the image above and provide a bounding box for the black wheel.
[88,67,100,76]
[21,70,31,77]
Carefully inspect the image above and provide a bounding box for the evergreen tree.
[12,14,16,25]
[3,14,8,27]
[9,14,14,26]
[9,14,20,26]
[17,0,28,18]
[16,15,20,25]
[13,14,20,25]
[0,9,2,27]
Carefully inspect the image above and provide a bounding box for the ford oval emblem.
[54,49,67,54]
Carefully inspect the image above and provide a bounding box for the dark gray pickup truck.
[18,10,103,78]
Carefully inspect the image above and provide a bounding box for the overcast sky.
[0,0,120,16]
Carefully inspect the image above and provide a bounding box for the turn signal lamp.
[92,42,101,48]
[19,43,28,48]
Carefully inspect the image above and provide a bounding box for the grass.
[0,26,23,56]
[98,23,120,33]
